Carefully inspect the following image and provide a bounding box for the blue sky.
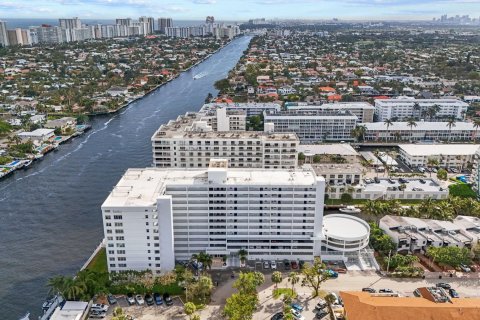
[0,0,479,20]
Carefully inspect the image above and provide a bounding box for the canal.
[0,35,252,319]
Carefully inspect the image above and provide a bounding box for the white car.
[91,304,109,312]
[291,309,305,320]
[135,294,145,305]
[263,261,270,269]
[271,261,277,269]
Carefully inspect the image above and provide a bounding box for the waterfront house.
[44,117,77,134]
[18,128,55,145]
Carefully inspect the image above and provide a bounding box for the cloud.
[192,0,217,3]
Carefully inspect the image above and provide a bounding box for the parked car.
[449,288,460,298]
[316,309,329,319]
[107,294,117,305]
[413,289,421,297]
[291,303,304,312]
[91,304,109,312]
[374,177,380,183]
[379,289,393,293]
[362,288,376,293]
[271,312,284,320]
[135,294,145,305]
[263,261,270,269]
[460,264,471,272]
[388,178,395,184]
[436,283,451,289]
[126,293,135,305]
[418,167,426,173]
[399,178,408,184]
[315,299,327,310]
[145,294,154,306]
[89,310,106,319]
[291,261,298,269]
[163,293,173,306]
[290,309,305,320]
[284,260,291,270]
[271,261,277,270]
[419,179,426,184]
[153,293,163,305]
[432,168,438,173]
[299,260,305,269]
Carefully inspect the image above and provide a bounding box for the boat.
[18,312,30,320]
[193,71,207,80]
[22,160,33,169]
[339,206,361,214]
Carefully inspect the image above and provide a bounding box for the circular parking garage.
[322,214,370,253]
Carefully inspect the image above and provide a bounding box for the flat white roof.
[103,166,320,207]
[323,214,370,240]
[288,102,374,110]
[375,98,468,106]
[18,128,55,137]
[298,144,359,156]
[399,144,480,156]
[361,122,475,131]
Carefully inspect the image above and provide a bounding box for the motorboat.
[339,205,361,214]
[193,71,207,80]
[18,312,30,320]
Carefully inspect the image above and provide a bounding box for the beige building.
[151,111,299,169]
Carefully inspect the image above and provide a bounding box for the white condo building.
[152,110,298,169]
[399,144,480,169]
[286,102,375,123]
[101,159,326,273]
[374,98,469,121]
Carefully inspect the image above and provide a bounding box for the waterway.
[0,35,252,320]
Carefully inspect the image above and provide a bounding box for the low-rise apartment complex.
[361,121,477,142]
[264,110,358,143]
[399,144,479,169]
[374,98,469,121]
[286,102,375,122]
[101,159,325,273]
[379,215,478,253]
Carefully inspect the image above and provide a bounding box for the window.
[110,264,116,268]
[107,236,113,241]
[118,257,126,261]
[115,222,123,227]
[115,229,124,234]
[108,250,114,254]
[106,229,112,234]
[119,264,127,268]
[116,243,125,247]
[113,215,122,220]
[117,250,125,254]
[116,236,124,241]
[109,257,115,261]
[106,222,111,227]
[105,215,111,220]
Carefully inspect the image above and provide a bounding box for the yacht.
[339,206,361,214]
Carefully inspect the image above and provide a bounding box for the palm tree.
[446,117,456,143]
[287,272,299,293]
[352,125,367,142]
[47,275,66,295]
[428,104,441,121]
[406,117,417,142]
[413,102,421,118]
[271,271,283,289]
[473,119,480,142]
[426,158,439,177]
[238,249,248,266]
[62,277,84,300]
[324,293,337,320]
[384,118,393,142]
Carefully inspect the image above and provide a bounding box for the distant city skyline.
[0,0,479,20]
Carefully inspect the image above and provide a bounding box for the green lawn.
[86,247,108,273]
[448,183,476,198]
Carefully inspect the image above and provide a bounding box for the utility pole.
[386,249,392,274]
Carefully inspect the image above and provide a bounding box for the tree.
[437,168,448,180]
[184,302,197,318]
[300,258,331,297]
[385,254,419,270]
[446,117,456,142]
[234,272,264,296]
[383,118,393,141]
[271,271,283,289]
[223,292,258,320]
[238,249,248,265]
[214,78,231,92]
[156,271,177,286]
[287,272,299,292]
[351,125,367,142]
[406,117,417,141]
[473,119,480,142]
[0,119,12,135]
[427,246,471,268]
[191,275,214,303]
[246,115,263,131]
[324,293,337,320]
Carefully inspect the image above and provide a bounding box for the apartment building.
[151,111,299,169]
[398,144,479,169]
[361,121,477,142]
[264,110,358,143]
[286,102,375,123]
[472,148,480,197]
[101,159,326,273]
[199,102,281,117]
[374,98,469,121]
[379,215,476,253]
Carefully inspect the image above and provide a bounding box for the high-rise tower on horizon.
[0,20,8,47]
[158,17,173,34]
